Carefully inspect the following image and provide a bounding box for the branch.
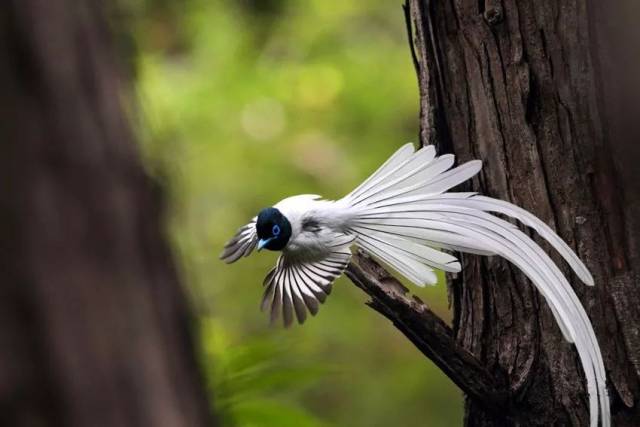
[345,251,509,414]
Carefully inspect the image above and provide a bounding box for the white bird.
[220,143,609,427]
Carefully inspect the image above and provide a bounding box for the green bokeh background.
[128,0,463,425]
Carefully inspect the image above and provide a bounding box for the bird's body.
[221,143,609,427]
[272,195,352,257]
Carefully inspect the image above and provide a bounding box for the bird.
[220,142,609,427]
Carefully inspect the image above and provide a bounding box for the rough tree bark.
[348,1,640,426]
[0,2,213,427]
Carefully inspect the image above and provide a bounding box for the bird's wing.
[219,218,258,263]
[261,234,354,327]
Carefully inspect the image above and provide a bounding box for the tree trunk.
[0,2,213,426]
[407,0,640,425]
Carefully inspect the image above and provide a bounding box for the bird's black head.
[256,207,292,251]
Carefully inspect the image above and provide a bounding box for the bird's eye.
[272,224,281,236]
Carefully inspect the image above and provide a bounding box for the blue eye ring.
[272,224,281,236]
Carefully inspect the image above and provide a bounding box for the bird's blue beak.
[257,238,273,251]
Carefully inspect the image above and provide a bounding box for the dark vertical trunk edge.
[0,2,213,426]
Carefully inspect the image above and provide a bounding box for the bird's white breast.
[274,194,355,259]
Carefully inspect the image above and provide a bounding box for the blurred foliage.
[125,0,463,425]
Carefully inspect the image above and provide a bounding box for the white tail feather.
[356,232,438,286]
[341,144,609,427]
[346,143,420,201]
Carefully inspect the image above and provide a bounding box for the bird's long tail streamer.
[340,143,609,427]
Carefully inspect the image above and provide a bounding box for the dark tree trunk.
[0,2,213,426]
[407,0,640,425]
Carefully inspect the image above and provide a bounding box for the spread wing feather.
[261,235,353,327]
[219,218,257,263]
